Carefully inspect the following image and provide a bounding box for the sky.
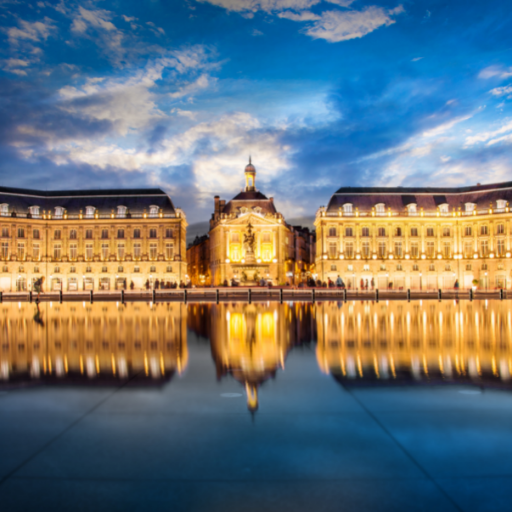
[1,0,512,226]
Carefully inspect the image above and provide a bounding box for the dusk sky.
[1,0,512,225]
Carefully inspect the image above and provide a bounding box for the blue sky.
[1,0,512,225]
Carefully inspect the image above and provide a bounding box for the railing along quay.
[0,288,508,303]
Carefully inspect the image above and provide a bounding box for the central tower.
[245,157,256,191]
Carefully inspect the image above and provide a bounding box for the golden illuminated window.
[361,227,370,237]
[378,227,386,237]
[231,233,240,243]
[262,232,271,243]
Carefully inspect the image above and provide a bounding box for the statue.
[243,223,256,262]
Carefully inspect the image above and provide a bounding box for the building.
[208,160,315,286]
[0,187,187,292]
[315,182,512,290]
[186,234,211,286]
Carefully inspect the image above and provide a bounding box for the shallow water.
[0,300,511,511]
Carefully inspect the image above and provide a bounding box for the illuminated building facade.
[186,234,211,287]
[208,160,315,286]
[0,301,188,383]
[0,187,187,291]
[315,182,512,289]
[316,300,512,385]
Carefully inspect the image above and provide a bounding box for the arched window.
[343,203,353,215]
[149,205,159,217]
[345,227,353,237]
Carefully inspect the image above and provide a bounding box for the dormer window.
[54,206,64,219]
[29,206,40,217]
[343,203,353,215]
[407,203,417,215]
[253,206,262,215]
[439,203,449,215]
[496,199,507,210]
[85,206,95,218]
[149,205,159,217]
[0,204,8,216]
[117,205,127,218]
[465,202,476,213]
[375,203,385,216]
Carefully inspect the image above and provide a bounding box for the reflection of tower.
[209,303,297,413]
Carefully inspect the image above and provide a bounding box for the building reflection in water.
[316,300,512,386]
[0,302,188,385]
[188,303,316,412]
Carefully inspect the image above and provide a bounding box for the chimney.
[214,196,220,215]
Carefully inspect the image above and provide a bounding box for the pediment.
[225,212,281,227]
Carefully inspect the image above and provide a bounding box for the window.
[134,243,141,259]
[497,239,505,256]
[345,242,354,258]
[70,266,76,273]
[375,203,385,215]
[117,205,127,218]
[53,244,61,260]
[439,203,449,215]
[1,228,8,237]
[330,264,337,271]
[54,266,60,274]
[443,242,451,258]
[442,227,450,237]
[101,243,109,260]
[361,227,370,237]
[343,203,353,214]
[426,241,435,258]
[149,229,157,239]
[67,243,76,260]
[32,244,40,260]
[34,266,40,273]
[117,243,125,260]
[149,243,157,260]
[102,266,108,273]
[85,206,95,218]
[396,264,403,271]
[149,205,159,217]
[328,242,337,259]
[465,202,475,213]
[464,241,473,258]
[481,263,488,271]
[345,227,353,237]
[464,226,472,237]
[101,229,109,239]
[17,228,25,238]
[117,229,125,239]
[426,227,434,237]
[165,243,174,260]
[395,227,402,236]
[0,204,8,216]
[480,240,489,257]
[33,229,40,239]
[394,242,402,258]
[85,229,93,239]
[413,264,419,271]
[1,242,8,259]
[262,232,271,242]
[328,227,336,237]
[69,229,77,240]
[165,228,174,238]
[496,199,506,210]
[347,264,354,271]
[480,225,488,236]
[466,264,472,271]
[85,244,93,261]
[407,203,417,215]
[378,242,386,258]
[166,266,173,273]
[363,264,370,271]
[2,265,8,272]
[118,266,124,273]
[379,264,386,271]
[54,207,64,219]
[378,227,386,237]
[29,206,40,217]
[362,241,370,258]
[54,229,61,240]
[85,266,92,273]
[150,265,156,273]
[410,227,418,237]
[17,243,25,260]
[134,266,140,273]
[429,264,435,271]
[410,242,419,258]
[497,224,505,235]
[133,229,141,239]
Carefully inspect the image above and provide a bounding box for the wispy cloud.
[6,17,55,45]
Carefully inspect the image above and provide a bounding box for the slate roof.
[222,190,277,215]
[327,181,512,213]
[0,186,176,216]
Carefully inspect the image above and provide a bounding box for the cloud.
[412,57,423,62]
[3,57,31,75]
[489,85,512,97]
[196,0,319,13]
[479,65,512,80]
[6,17,55,45]
[278,10,320,21]
[464,120,512,147]
[169,74,214,99]
[422,114,472,138]
[305,5,404,43]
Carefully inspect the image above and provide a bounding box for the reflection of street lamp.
[419,272,422,291]
[485,271,488,290]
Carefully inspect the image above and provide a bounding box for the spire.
[244,158,256,191]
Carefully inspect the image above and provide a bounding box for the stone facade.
[0,187,187,292]
[315,182,512,290]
